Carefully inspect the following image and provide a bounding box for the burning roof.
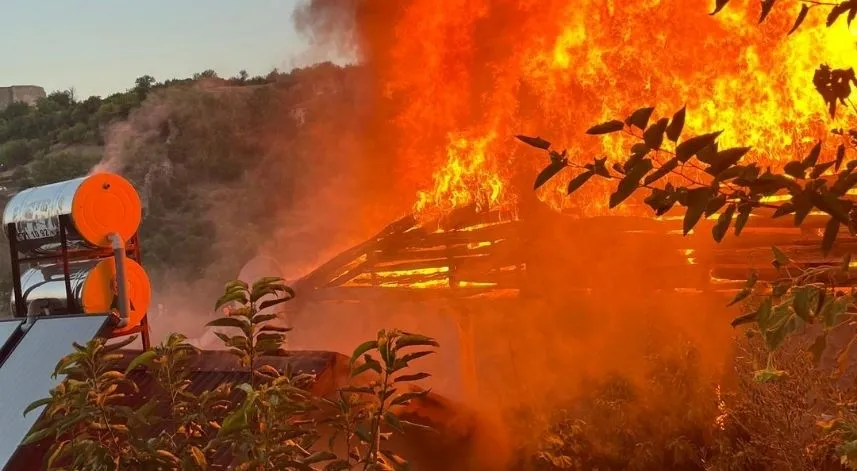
[296,0,857,219]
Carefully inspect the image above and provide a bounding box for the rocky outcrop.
[0,86,46,110]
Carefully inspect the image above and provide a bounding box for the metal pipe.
[109,233,130,328]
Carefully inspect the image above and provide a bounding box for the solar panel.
[0,320,22,356]
[0,315,109,469]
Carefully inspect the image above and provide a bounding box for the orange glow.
[343,0,857,218]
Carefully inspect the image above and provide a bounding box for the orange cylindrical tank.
[16,257,152,333]
[3,173,142,256]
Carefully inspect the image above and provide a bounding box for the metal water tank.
[3,173,142,256]
[16,257,152,333]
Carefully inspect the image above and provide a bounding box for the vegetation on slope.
[0,63,368,311]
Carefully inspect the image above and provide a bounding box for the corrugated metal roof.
[7,349,346,469]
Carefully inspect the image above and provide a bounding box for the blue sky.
[1,0,323,98]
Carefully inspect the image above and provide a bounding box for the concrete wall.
[0,86,46,110]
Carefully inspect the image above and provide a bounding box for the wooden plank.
[711,266,857,284]
[374,239,518,263]
[454,270,521,288]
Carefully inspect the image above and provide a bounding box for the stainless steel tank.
[3,173,142,256]
[14,257,152,324]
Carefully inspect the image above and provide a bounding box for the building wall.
[0,86,46,110]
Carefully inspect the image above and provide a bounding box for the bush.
[25,277,439,470]
[0,139,35,167]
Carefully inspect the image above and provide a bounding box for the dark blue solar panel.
[0,315,109,469]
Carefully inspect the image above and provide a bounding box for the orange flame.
[334,0,857,218]
[298,0,857,217]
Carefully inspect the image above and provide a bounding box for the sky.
[1,0,325,98]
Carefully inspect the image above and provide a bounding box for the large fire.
[328,0,857,219]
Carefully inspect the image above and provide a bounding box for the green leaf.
[351,358,382,377]
[399,350,435,365]
[710,0,729,15]
[764,310,795,351]
[759,0,776,23]
[704,194,728,217]
[534,161,567,190]
[219,393,256,436]
[788,4,809,34]
[515,135,551,150]
[566,170,594,195]
[587,157,611,178]
[350,340,379,366]
[252,313,278,324]
[257,324,291,334]
[755,297,775,332]
[772,281,791,297]
[772,246,790,267]
[753,368,787,383]
[206,316,250,329]
[665,106,686,142]
[643,158,678,185]
[809,333,827,365]
[215,291,249,311]
[259,297,292,311]
[728,272,758,307]
[390,389,430,406]
[46,440,70,469]
[643,118,669,150]
[712,204,736,242]
[683,187,712,235]
[802,140,822,167]
[810,161,836,179]
[586,120,625,135]
[821,294,851,327]
[250,283,295,303]
[125,350,157,374]
[823,217,841,256]
[224,279,249,293]
[706,147,751,175]
[827,2,850,26]
[625,107,654,130]
[22,397,52,417]
[836,144,846,171]
[394,334,440,350]
[394,372,431,383]
[734,203,752,236]
[792,285,816,321]
[22,426,58,445]
[103,335,138,352]
[783,160,807,179]
[384,411,405,433]
[676,131,723,162]
[610,159,653,208]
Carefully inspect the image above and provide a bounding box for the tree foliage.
[23,277,437,470]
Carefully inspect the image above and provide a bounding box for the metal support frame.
[4,221,151,350]
[58,215,76,312]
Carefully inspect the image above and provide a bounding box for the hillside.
[0,63,384,315]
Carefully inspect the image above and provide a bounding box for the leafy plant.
[709,0,857,35]
[23,335,182,469]
[339,329,438,470]
[207,277,295,384]
[125,332,231,468]
[21,276,435,470]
